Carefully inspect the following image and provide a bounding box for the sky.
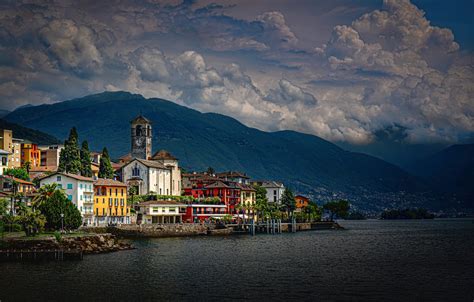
[0,0,473,145]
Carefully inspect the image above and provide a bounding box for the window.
[102,208,105,215]
[58,184,62,189]
[67,183,73,189]
[114,198,118,206]
[115,189,118,195]
[57,176,61,181]
[120,198,124,206]
[80,195,83,200]
[152,207,159,212]
[80,184,83,189]
[132,164,140,177]
[121,189,124,196]
[103,198,105,204]
[274,196,277,202]
[169,208,176,213]
[109,188,112,196]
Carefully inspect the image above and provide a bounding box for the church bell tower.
[131,115,152,160]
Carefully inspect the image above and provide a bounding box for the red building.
[204,181,241,214]
[183,203,227,222]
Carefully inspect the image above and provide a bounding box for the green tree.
[206,167,215,175]
[0,198,8,216]
[305,201,322,222]
[281,188,296,220]
[98,147,114,179]
[253,185,269,222]
[16,203,46,236]
[80,140,93,177]
[22,161,31,174]
[323,200,350,221]
[58,127,81,174]
[4,167,30,181]
[38,190,82,230]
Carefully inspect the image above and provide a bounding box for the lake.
[1,219,473,301]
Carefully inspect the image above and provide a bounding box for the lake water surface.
[1,219,473,301]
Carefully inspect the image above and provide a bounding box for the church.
[121,115,182,196]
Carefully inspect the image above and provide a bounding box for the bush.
[3,223,23,232]
[54,231,62,242]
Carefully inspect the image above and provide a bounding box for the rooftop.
[131,158,169,170]
[130,115,151,124]
[94,178,127,187]
[216,171,250,179]
[39,172,94,182]
[0,175,34,185]
[151,149,178,160]
[138,200,186,206]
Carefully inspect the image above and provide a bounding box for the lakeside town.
[1,115,339,239]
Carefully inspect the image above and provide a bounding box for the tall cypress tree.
[80,140,93,177]
[281,188,296,219]
[98,147,114,179]
[58,127,81,174]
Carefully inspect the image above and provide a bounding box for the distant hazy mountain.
[409,144,474,207]
[5,91,428,209]
[0,119,60,145]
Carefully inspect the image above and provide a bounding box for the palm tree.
[33,183,59,210]
[17,203,46,236]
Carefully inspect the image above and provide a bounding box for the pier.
[227,220,341,235]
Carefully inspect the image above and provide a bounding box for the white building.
[251,180,285,204]
[39,172,95,226]
[122,158,177,196]
[0,149,9,175]
[150,150,182,196]
[137,200,187,224]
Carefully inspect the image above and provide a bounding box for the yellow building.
[21,141,41,167]
[239,184,256,219]
[93,178,130,225]
[0,129,22,168]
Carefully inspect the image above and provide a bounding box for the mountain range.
[3,91,472,211]
[0,119,60,145]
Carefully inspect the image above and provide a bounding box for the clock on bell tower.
[130,115,152,160]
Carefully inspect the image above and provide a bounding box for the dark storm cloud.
[0,0,472,144]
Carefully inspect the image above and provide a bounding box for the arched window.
[135,125,142,136]
[132,163,140,177]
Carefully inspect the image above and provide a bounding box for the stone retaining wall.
[107,224,210,238]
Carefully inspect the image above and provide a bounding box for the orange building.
[295,195,310,211]
[21,141,41,167]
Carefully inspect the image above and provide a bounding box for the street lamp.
[60,213,64,233]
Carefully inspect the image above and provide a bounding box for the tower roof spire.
[130,114,152,124]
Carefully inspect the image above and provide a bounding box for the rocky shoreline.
[0,233,133,257]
